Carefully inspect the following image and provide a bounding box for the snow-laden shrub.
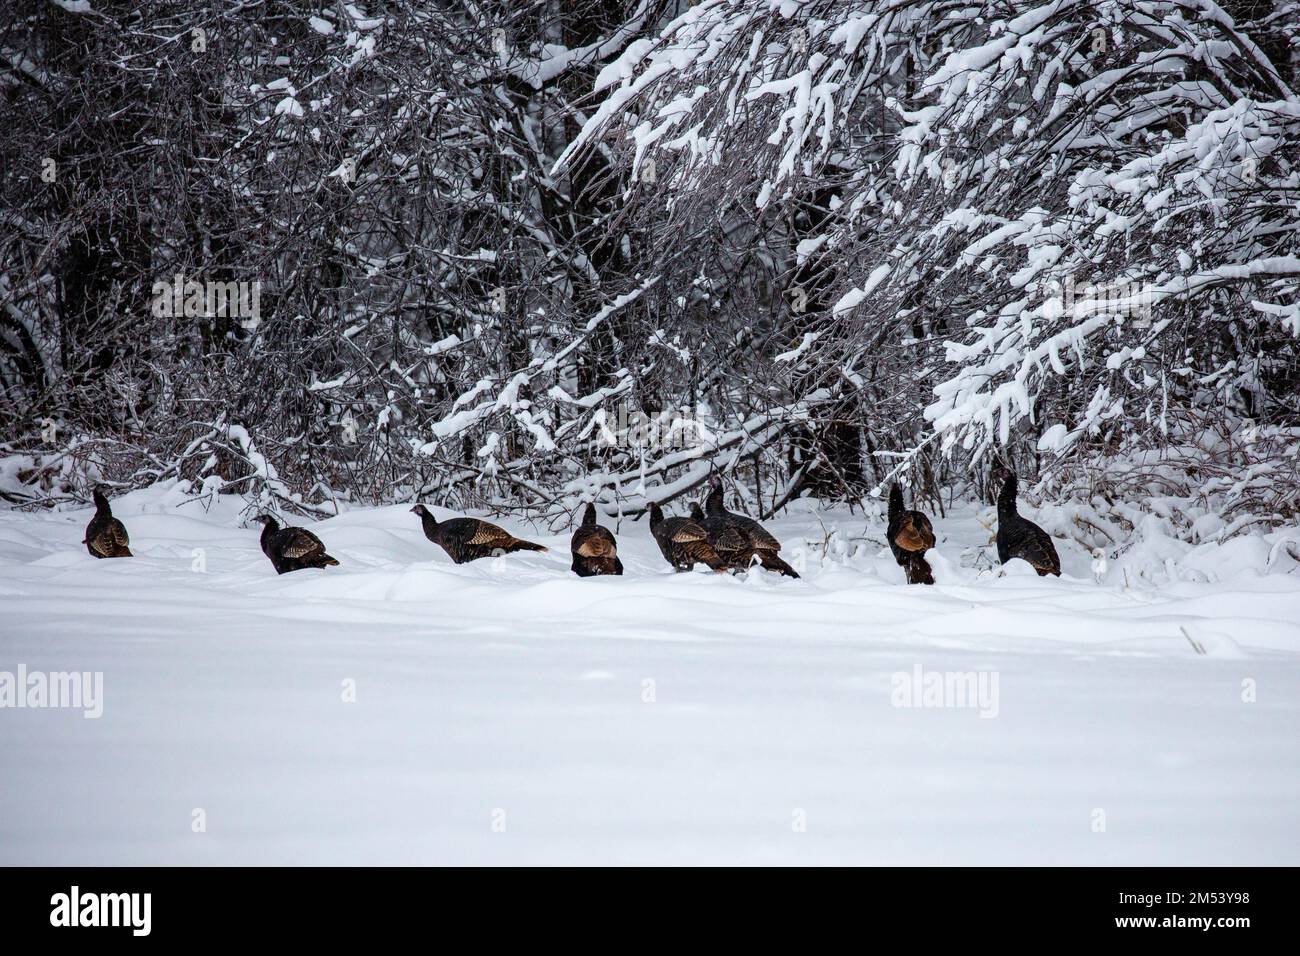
[564,0,1300,516]
[3,1,1296,520]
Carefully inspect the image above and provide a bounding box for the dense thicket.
[2,1,1297,531]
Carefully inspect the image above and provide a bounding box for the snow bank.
[1,484,1297,864]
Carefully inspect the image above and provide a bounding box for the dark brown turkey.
[995,470,1061,576]
[255,515,339,574]
[648,501,727,572]
[700,481,800,578]
[887,483,936,585]
[84,485,132,558]
[411,504,548,564]
[570,503,623,577]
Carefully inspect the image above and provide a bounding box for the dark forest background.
[2,0,1297,535]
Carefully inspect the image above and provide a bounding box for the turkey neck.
[704,484,725,516]
[259,518,280,552]
[92,489,111,515]
[997,475,1019,522]
[888,484,904,522]
[418,509,441,540]
[581,503,597,527]
[648,504,663,531]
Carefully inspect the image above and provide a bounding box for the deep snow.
[1,483,1298,865]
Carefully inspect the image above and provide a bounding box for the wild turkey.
[410,504,547,564]
[887,483,936,585]
[84,485,132,559]
[994,470,1061,576]
[648,502,727,572]
[700,481,800,578]
[570,503,623,577]
[255,515,339,574]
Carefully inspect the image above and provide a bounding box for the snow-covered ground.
[2,483,1298,865]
